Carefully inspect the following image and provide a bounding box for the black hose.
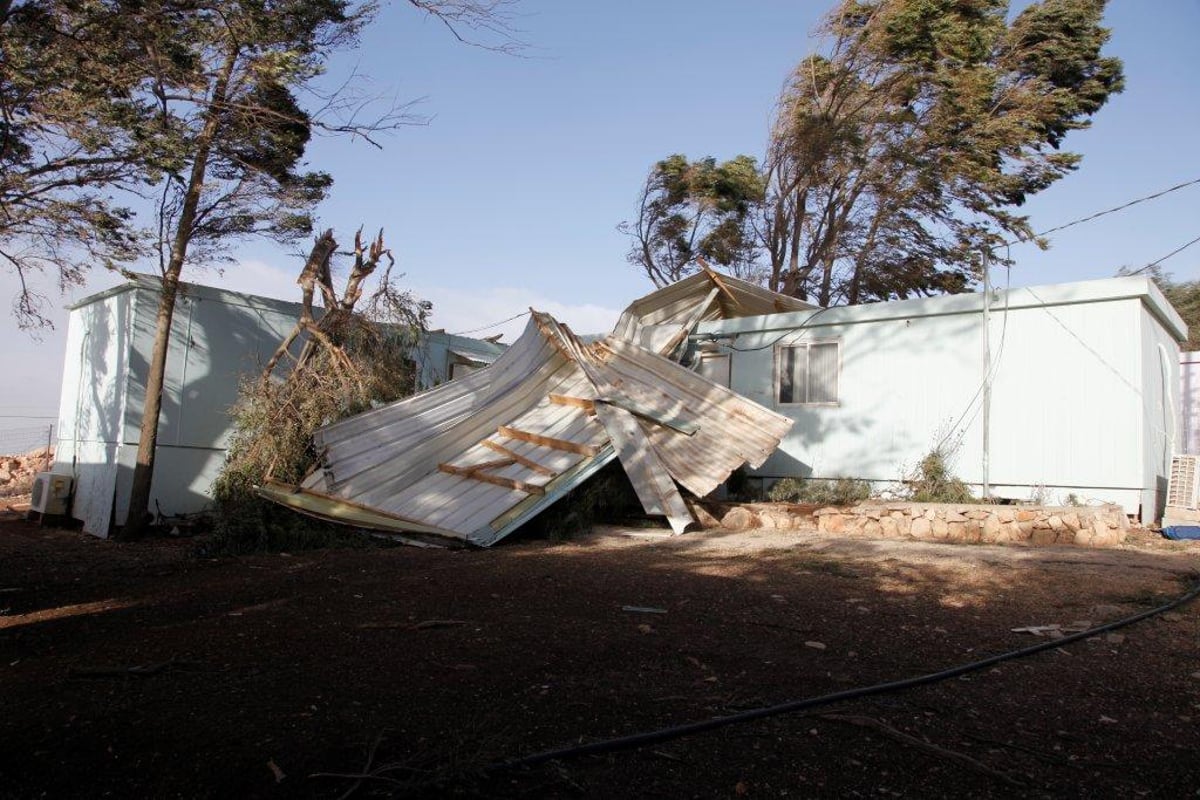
[491,577,1200,773]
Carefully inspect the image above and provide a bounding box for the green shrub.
[202,495,375,556]
[768,476,872,506]
[904,447,976,503]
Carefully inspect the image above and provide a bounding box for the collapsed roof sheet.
[262,271,796,546]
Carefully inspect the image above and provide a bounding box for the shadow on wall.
[738,311,981,487]
[74,287,310,533]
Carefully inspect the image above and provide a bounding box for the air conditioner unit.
[1163,455,1200,527]
[29,472,73,516]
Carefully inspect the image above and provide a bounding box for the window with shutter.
[776,340,839,405]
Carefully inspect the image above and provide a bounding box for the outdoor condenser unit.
[1163,455,1200,527]
[29,472,73,516]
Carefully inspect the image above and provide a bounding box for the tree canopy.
[621,154,765,288]
[0,0,522,536]
[623,0,1124,305]
[0,0,165,325]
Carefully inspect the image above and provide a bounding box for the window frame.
[774,339,841,407]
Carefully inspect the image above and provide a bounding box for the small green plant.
[203,498,375,556]
[768,476,871,506]
[903,447,976,504]
[1064,492,1084,507]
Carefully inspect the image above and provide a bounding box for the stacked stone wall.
[713,501,1131,548]
[815,503,1129,547]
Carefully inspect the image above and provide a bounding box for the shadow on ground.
[1,519,1198,798]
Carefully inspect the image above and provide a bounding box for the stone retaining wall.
[814,502,1130,547]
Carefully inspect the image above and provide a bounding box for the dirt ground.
[1,512,1198,799]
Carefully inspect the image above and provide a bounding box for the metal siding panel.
[1181,352,1200,456]
[178,294,305,449]
[989,299,1143,496]
[729,294,1151,508]
[1140,302,1182,522]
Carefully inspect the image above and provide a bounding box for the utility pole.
[981,248,991,501]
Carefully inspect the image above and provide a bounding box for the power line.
[449,310,530,336]
[1006,176,1200,246]
[1123,232,1200,276]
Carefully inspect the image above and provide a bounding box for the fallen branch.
[69,658,204,679]
[356,619,470,631]
[819,713,1026,789]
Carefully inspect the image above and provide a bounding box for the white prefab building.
[53,276,311,537]
[692,276,1186,523]
[52,275,506,537]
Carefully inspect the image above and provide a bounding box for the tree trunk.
[121,51,236,539]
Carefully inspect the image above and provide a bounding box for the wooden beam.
[481,439,558,477]
[498,426,601,457]
[438,462,545,494]
[548,393,596,411]
[701,266,744,313]
[464,456,517,474]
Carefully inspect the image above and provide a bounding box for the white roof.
[695,275,1188,344]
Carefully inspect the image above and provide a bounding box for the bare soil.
[1,512,1198,799]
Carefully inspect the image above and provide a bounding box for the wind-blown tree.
[122,0,519,539]
[623,0,1123,305]
[620,154,765,287]
[0,0,165,327]
[760,0,1124,304]
[3,0,522,538]
[116,0,398,539]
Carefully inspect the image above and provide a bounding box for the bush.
[768,476,872,506]
[203,496,375,556]
[904,447,976,503]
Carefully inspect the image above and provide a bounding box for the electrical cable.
[1121,233,1200,276]
[935,258,1013,455]
[449,310,530,336]
[1006,176,1200,246]
[721,305,836,353]
[488,577,1200,774]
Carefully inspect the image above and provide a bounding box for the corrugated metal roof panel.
[266,270,799,546]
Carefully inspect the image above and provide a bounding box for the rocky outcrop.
[0,448,54,496]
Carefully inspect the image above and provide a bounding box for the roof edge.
[695,275,1188,342]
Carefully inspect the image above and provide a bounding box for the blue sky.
[3,0,1199,422]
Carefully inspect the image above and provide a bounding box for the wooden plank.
[437,463,546,494]
[655,286,721,356]
[458,456,516,475]
[485,445,617,535]
[548,393,595,411]
[480,439,558,477]
[701,266,744,313]
[497,425,601,456]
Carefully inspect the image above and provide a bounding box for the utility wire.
[1006,176,1200,246]
[1122,232,1200,276]
[449,310,530,336]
